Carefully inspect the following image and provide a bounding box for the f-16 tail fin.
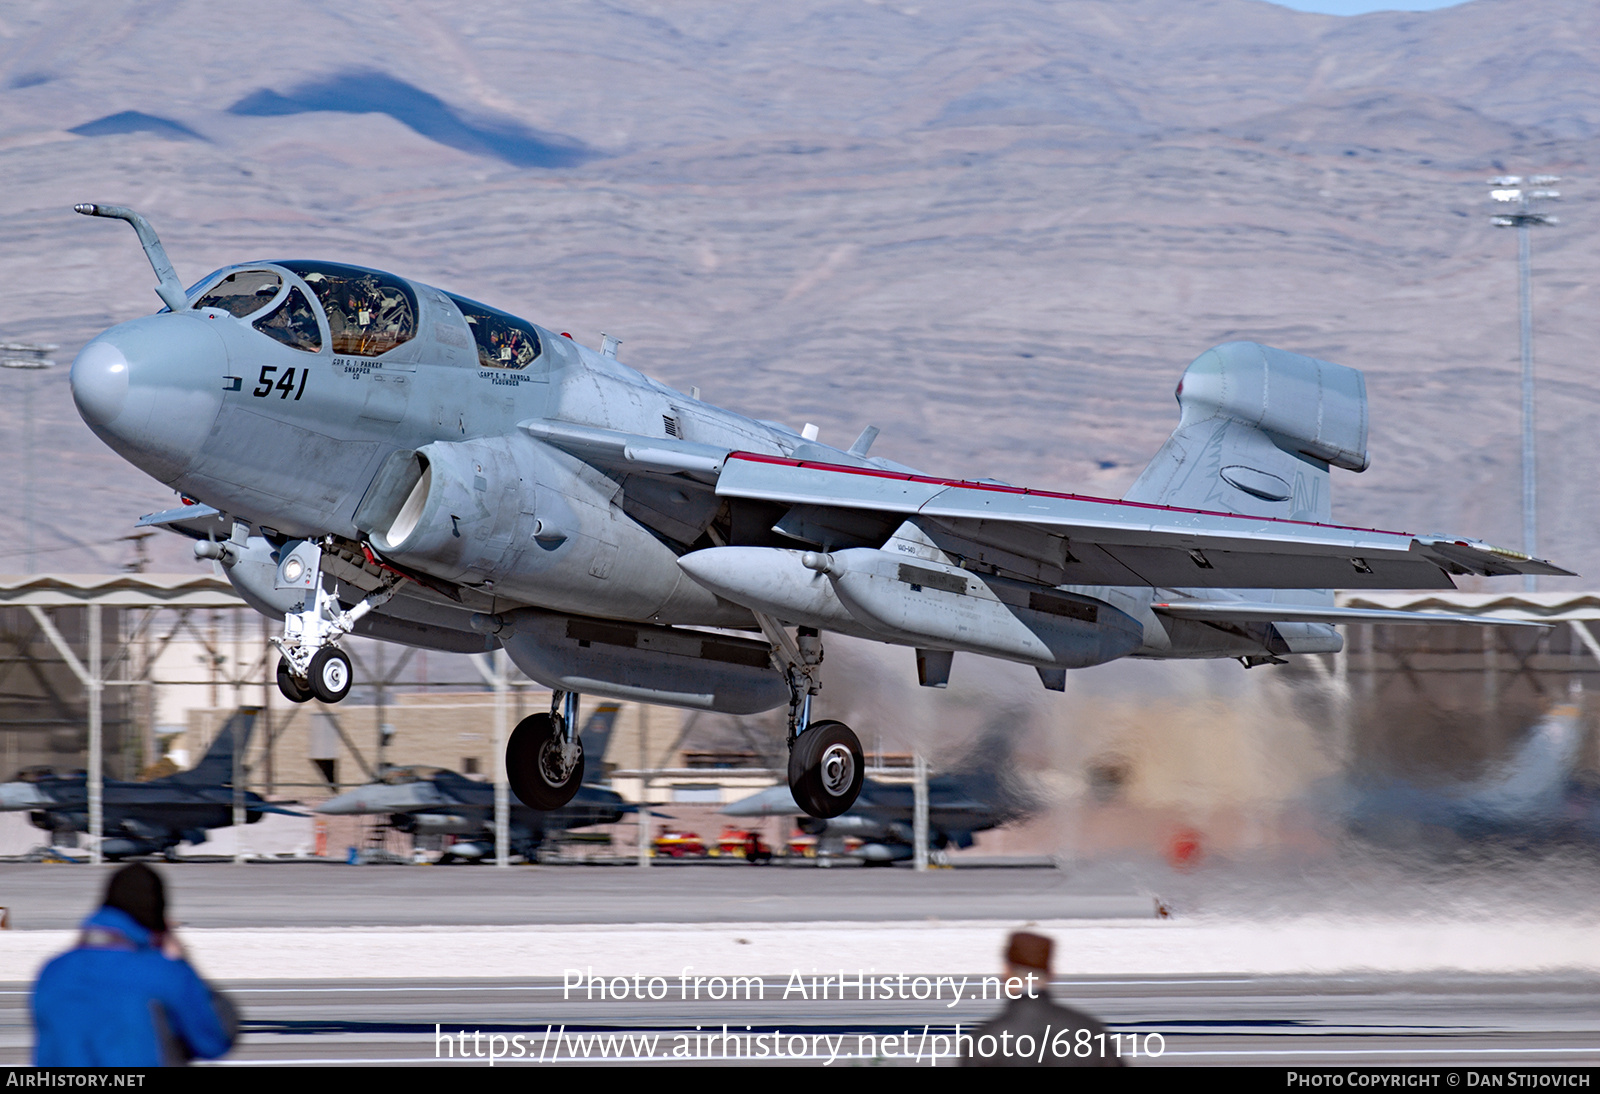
[1123,341,1368,524]
[1464,705,1582,818]
[578,703,621,771]
[167,707,258,787]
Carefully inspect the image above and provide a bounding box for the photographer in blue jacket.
[32,863,237,1066]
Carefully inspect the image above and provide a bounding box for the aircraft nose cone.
[69,341,129,427]
[71,314,227,484]
[313,789,368,814]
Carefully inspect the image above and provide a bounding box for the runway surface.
[4,860,1597,1067]
[0,861,1159,929]
[5,972,1597,1067]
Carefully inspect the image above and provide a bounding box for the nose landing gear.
[269,538,398,705]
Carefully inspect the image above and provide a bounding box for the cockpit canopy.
[281,261,418,357]
[192,268,322,353]
[448,293,542,370]
[187,262,547,369]
[193,269,281,316]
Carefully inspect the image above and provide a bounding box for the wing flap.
[1152,600,1552,628]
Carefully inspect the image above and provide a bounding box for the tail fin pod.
[1123,341,1368,523]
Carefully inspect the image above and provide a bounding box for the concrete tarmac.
[6,973,1597,1066]
[4,861,1597,1067]
[0,861,1159,929]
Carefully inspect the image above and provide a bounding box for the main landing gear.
[789,719,863,819]
[507,690,585,810]
[763,621,864,819]
[270,539,398,705]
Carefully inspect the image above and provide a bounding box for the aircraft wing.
[315,781,452,815]
[0,782,47,810]
[713,453,1570,590]
[721,784,802,817]
[252,803,307,816]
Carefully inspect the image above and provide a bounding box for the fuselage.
[1,773,278,854]
[70,258,1328,682]
[71,260,808,626]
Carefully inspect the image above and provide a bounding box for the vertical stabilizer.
[579,703,622,778]
[166,707,258,787]
[1466,706,1582,818]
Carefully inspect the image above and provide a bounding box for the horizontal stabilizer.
[1152,600,1552,628]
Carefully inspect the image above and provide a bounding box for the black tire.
[507,713,585,810]
[787,719,864,819]
[276,657,313,704]
[307,647,353,704]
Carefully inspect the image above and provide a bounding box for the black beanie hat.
[102,863,167,933]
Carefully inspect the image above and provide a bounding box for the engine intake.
[354,439,539,584]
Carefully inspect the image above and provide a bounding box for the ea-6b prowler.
[68,204,1569,819]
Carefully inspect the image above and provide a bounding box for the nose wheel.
[788,719,864,819]
[307,647,353,704]
[276,657,313,704]
[507,701,585,810]
[270,538,400,706]
[275,648,352,704]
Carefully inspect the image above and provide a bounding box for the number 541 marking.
[253,366,309,400]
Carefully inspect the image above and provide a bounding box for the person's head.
[1004,930,1052,980]
[102,863,167,933]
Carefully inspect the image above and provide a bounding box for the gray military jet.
[725,770,1027,865]
[314,704,629,862]
[1337,704,1600,849]
[0,707,299,859]
[725,780,999,864]
[724,719,1034,863]
[68,204,1567,820]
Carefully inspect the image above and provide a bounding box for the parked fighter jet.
[1339,704,1600,848]
[313,704,628,862]
[724,773,1023,864]
[0,708,299,859]
[316,767,629,863]
[724,719,1034,863]
[70,204,1566,821]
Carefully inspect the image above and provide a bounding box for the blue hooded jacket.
[32,906,236,1066]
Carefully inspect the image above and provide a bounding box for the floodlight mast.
[1488,175,1561,591]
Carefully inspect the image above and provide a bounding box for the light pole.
[0,344,57,574]
[1488,176,1560,591]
